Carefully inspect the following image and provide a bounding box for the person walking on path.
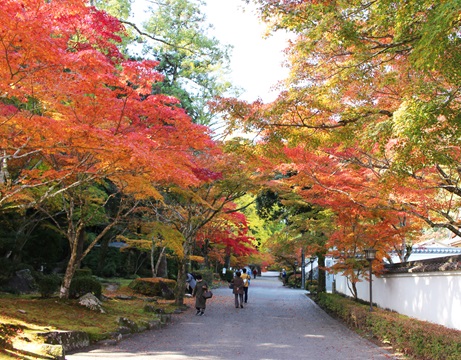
[192,274,208,316]
[231,271,244,308]
[252,268,257,279]
[241,268,251,303]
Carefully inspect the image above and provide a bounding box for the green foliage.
[35,273,62,298]
[317,293,461,360]
[82,247,120,277]
[287,273,301,288]
[140,0,232,125]
[128,277,176,297]
[69,276,102,299]
[236,194,281,251]
[0,257,14,284]
[92,0,132,20]
[220,268,234,282]
[193,269,213,286]
[255,189,284,221]
[74,268,93,278]
[306,279,318,294]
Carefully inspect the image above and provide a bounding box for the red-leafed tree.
[0,0,216,298]
[216,0,461,253]
[196,204,257,269]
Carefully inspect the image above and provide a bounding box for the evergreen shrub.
[287,273,302,288]
[306,279,318,293]
[74,268,93,278]
[193,269,213,286]
[221,269,233,282]
[36,273,62,298]
[69,276,102,299]
[129,277,176,297]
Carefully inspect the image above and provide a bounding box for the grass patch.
[0,281,187,354]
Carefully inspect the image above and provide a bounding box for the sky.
[203,0,290,102]
[132,0,291,103]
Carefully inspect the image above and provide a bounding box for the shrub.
[74,268,93,278]
[221,269,234,282]
[306,279,318,293]
[193,269,213,286]
[69,276,102,299]
[317,293,461,360]
[36,273,62,298]
[287,273,302,288]
[129,277,176,297]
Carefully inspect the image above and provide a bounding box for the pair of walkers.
[192,269,251,315]
[230,268,251,308]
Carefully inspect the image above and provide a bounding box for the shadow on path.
[67,272,397,360]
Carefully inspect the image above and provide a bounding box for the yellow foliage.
[118,221,185,258]
[189,255,204,263]
[113,174,163,200]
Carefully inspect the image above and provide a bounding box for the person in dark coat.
[231,271,245,308]
[192,274,208,316]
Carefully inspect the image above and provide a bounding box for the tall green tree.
[97,0,234,125]
[143,0,232,125]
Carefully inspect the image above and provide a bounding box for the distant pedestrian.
[252,268,258,279]
[231,271,244,308]
[192,274,208,316]
[186,272,196,295]
[241,268,251,303]
[281,269,287,285]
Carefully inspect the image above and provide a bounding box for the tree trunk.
[60,237,80,299]
[157,252,168,277]
[154,247,166,277]
[96,235,111,275]
[151,239,155,277]
[175,239,192,306]
[203,239,210,268]
[317,253,326,293]
[175,256,187,306]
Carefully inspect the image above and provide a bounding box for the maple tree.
[196,204,257,268]
[144,146,263,305]
[212,0,461,276]
[0,0,217,298]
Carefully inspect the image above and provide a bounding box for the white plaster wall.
[334,271,461,331]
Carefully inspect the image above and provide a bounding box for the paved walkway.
[67,272,397,360]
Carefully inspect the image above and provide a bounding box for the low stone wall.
[10,312,177,359]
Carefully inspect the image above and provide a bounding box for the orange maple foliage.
[0,0,218,298]
[0,0,214,208]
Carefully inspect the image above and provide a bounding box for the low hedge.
[69,276,102,299]
[193,269,213,286]
[129,277,176,298]
[35,273,62,298]
[317,293,461,360]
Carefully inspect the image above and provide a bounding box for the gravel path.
[67,272,397,360]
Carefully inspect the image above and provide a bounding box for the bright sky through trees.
[132,0,290,102]
[204,0,290,102]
